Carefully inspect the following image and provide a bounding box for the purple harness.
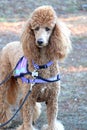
[14,56,60,84]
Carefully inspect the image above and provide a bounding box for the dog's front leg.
[42,85,64,130]
[46,96,58,130]
[17,83,35,130]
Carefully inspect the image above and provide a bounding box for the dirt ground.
[0,1,87,130]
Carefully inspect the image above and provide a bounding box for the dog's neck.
[26,44,57,67]
[33,47,51,65]
[39,47,47,62]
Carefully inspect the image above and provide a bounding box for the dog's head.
[21,6,71,60]
[30,6,56,48]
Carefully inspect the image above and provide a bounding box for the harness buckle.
[31,70,38,89]
[32,70,38,77]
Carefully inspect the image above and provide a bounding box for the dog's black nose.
[37,38,43,45]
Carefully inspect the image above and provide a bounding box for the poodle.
[0,6,72,130]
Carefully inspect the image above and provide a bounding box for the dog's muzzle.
[37,38,44,47]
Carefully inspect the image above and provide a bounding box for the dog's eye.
[35,27,39,31]
[45,27,50,31]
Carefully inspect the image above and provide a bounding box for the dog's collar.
[32,60,53,70]
[14,56,60,84]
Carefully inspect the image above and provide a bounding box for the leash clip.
[31,70,38,89]
[32,70,38,77]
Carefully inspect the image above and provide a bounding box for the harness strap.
[32,60,53,70]
[14,56,29,78]
[21,74,60,84]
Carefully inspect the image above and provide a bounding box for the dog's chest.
[31,82,59,102]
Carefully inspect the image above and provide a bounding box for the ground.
[0,1,87,130]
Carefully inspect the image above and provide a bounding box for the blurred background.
[0,0,87,130]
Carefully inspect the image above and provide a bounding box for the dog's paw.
[16,125,38,130]
[41,120,64,130]
[16,125,23,130]
[41,124,48,130]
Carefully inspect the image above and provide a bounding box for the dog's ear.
[21,20,35,59]
[48,21,72,60]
